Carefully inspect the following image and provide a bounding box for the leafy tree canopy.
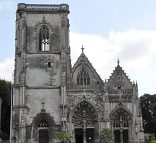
[0,79,11,140]
[140,94,156,139]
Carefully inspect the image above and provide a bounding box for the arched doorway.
[110,108,132,143]
[32,111,55,143]
[72,101,98,143]
[38,119,49,143]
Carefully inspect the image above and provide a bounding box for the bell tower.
[12,3,70,143]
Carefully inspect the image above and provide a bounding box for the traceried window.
[77,68,90,85]
[39,25,50,51]
[111,108,131,129]
[38,119,49,128]
[72,101,97,127]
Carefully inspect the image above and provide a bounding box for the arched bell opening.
[72,100,98,143]
[110,108,132,143]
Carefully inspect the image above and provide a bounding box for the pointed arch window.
[38,119,49,128]
[39,25,50,51]
[111,108,131,128]
[72,101,97,127]
[77,68,90,85]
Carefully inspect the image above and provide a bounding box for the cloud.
[0,1,15,11]
[70,29,156,95]
[70,29,156,74]
[0,58,14,81]
[107,29,156,70]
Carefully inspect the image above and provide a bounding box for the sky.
[0,0,156,96]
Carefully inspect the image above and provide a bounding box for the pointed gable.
[107,60,133,90]
[71,52,103,85]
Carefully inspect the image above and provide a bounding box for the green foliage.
[100,128,112,143]
[140,94,156,139]
[56,131,72,142]
[150,140,156,143]
[0,79,11,139]
[149,135,156,143]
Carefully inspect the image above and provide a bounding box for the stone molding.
[67,93,105,121]
[17,3,69,13]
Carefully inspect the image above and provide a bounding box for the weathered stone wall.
[12,3,70,143]
[12,3,144,143]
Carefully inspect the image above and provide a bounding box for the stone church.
[11,3,144,143]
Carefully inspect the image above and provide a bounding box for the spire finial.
[41,101,46,112]
[42,102,45,109]
[117,58,120,65]
[81,45,84,53]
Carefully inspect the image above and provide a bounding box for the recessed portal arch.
[72,100,98,143]
[110,107,132,143]
[32,111,55,143]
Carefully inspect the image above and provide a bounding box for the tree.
[100,128,112,143]
[140,94,156,139]
[0,79,11,140]
[56,131,72,143]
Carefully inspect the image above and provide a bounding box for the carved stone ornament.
[135,117,141,133]
[20,72,25,85]
[72,100,98,127]
[17,3,69,13]
[61,16,66,28]
[40,55,59,70]
[20,115,26,127]
[67,93,105,121]
[40,55,59,85]
[12,112,19,129]
[109,95,132,103]
[33,17,53,40]
[110,108,132,128]
[22,16,26,28]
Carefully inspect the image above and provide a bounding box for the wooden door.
[39,129,49,143]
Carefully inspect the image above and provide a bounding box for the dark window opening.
[77,68,90,85]
[117,86,121,90]
[48,62,51,67]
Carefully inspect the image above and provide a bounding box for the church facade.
[11,3,144,143]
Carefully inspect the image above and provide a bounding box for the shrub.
[100,128,112,143]
[56,131,72,143]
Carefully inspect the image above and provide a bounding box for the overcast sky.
[0,0,156,96]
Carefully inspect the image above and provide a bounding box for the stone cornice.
[26,85,60,89]
[17,3,69,13]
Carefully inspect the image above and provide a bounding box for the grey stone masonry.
[11,3,144,143]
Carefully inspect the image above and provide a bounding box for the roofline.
[17,3,69,13]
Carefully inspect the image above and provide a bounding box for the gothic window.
[72,101,97,127]
[39,25,50,51]
[77,68,90,85]
[38,119,49,127]
[111,108,131,129]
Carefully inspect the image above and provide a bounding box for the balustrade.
[67,84,103,91]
